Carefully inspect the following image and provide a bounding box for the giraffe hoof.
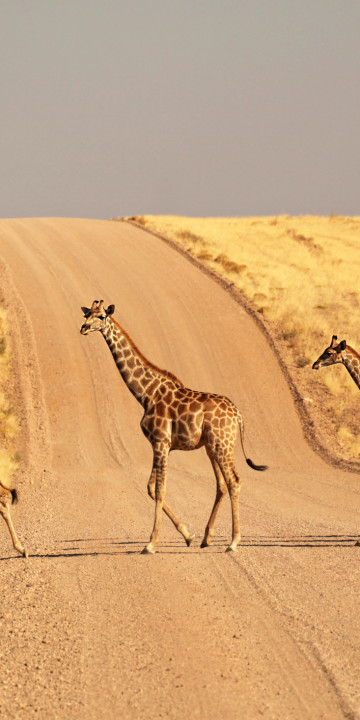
[200,540,210,548]
[225,546,237,553]
[186,534,195,547]
[16,546,28,558]
[141,546,155,555]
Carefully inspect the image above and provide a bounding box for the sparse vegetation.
[130,214,360,462]
[0,307,19,486]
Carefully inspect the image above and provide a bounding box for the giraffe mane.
[344,344,360,360]
[110,318,184,387]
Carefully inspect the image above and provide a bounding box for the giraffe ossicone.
[81,300,267,554]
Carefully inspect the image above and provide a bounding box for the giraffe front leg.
[0,502,28,558]
[146,456,195,548]
[201,453,227,548]
[162,502,195,547]
[142,442,169,555]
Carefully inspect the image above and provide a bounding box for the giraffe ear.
[106,304,115,316]
[81,306,91,317]
[339,340,346,352]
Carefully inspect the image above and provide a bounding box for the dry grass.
[0,307,19,486]
[128,214,360,462]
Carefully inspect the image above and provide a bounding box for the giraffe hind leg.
[209,450,242,552]
[201,451,227,548]
[222,464,242,552]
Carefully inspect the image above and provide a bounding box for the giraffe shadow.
[1,534,358,561]
[235,534,360,548]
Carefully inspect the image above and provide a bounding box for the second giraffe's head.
[312,335,346,370]
[80,300,115,335]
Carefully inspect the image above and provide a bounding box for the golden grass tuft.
[136,214,360,462]
[0,307,19,486]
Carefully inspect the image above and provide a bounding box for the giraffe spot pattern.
[80,307,266,554]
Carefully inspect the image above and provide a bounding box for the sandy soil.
[0,218,358,720]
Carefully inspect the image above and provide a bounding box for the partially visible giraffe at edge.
[81,300,267,555]
[312,334,360,546]
[312,334,360,388]
[0,480,28,557]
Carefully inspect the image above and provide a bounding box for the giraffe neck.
[101,317,182,407]
[342,346,360,389]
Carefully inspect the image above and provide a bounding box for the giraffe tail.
[11,489,19,504]
[238,414,268,472]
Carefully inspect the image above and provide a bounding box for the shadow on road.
[1,534,359,560]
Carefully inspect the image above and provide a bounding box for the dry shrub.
[296,356,310,368]
[0,308,19,484]
[253,292,268,303]
[288,229,322,254]
[176,230,203,243]
[0,399,18,439]
[337,426,360,459]
[214,254,245,274]
[195,250,214,262]
[0,448,18,487]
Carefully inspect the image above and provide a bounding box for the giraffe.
[312,335,360,389]
[81,300,267,554]
[0,480,28,557]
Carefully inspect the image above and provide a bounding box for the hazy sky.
[1,1,359,218]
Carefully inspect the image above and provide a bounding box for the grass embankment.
[126,214,360,462]
[0,307,19,487]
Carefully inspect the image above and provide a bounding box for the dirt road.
[0,218,358,719]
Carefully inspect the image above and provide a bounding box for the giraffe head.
[80,300,115,335]
[312,335,346,370]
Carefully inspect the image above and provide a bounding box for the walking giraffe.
[81,300,267,554]
[0,480,28,557]
[312,335,360,388]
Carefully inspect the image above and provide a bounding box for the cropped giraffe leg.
[146,466,195,547]
[201,450,227,548]
[0,500,28,558]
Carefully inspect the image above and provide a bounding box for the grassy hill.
[122,214,360,464]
